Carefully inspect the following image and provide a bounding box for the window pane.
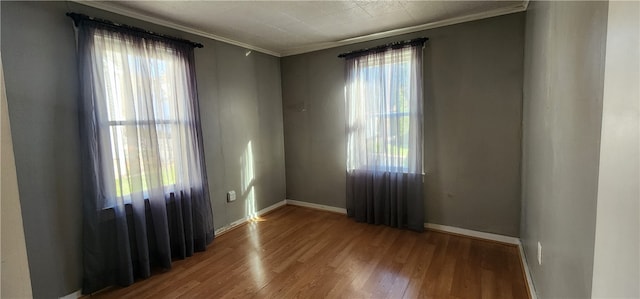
[99,46,184,198]
[156,123,177,187]
[109,124,149,197]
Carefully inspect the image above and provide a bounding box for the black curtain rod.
[338,37,428,59]
[66,12,204,48]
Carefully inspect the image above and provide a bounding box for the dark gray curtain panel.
[347,170,424,231]
[76,20,214,294]
[344,44,425,231]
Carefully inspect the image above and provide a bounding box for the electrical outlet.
[227,190,236,202]
[537,241,542,265]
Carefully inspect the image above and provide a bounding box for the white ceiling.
[80,1,527,56]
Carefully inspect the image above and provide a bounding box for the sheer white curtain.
[345,44,424,231]
[76,19,214,293]
[90,29,202,209]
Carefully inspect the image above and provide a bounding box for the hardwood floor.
[89,205,529,299]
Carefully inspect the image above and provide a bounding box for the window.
[88,29,204,207]
[345,46,423,174]
[343,39,425,231]
[75,14,214,292]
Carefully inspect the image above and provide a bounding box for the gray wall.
[591,1,639,297]
[0,1,286,297]
[520,1,608,298]
[281,13,525,237]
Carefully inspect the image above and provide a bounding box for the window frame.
[346,50,417,174]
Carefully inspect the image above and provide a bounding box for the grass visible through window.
[115,163,177,197]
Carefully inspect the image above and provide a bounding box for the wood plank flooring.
[89,205,529,299]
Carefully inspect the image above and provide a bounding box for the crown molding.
[69,0,282,57]
[280,2,527,56]
[70,1,527,58]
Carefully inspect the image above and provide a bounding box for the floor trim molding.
[215,201,537,298]
[285,199,348,214]
[423,222,536,299]
[424,223,520,245]
[69,200,537,299]
[518,240,538,299]
[214,200,286,236]
[59,289,81,299]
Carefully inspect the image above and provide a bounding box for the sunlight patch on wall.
[241,140,257,219]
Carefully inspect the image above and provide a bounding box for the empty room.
[1,0,638,298]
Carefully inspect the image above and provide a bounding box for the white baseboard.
[424,223,520,245]
[214,200,286,236]
[285,199,347,214]
[518,240,538,299]
[70,200,537,299]
[228,199,537,299]
[423,223,536,298]
[59,289,81,299]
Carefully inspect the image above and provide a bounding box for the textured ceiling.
[85,1,527,56]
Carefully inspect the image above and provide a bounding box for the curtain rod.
[338,37,428,59]
[66,12,204,48]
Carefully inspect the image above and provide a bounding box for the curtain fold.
[345,44,424,231]
[76,20,214,294]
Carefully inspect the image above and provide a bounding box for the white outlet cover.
[227,190,236,202]
[537,241,542,265]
